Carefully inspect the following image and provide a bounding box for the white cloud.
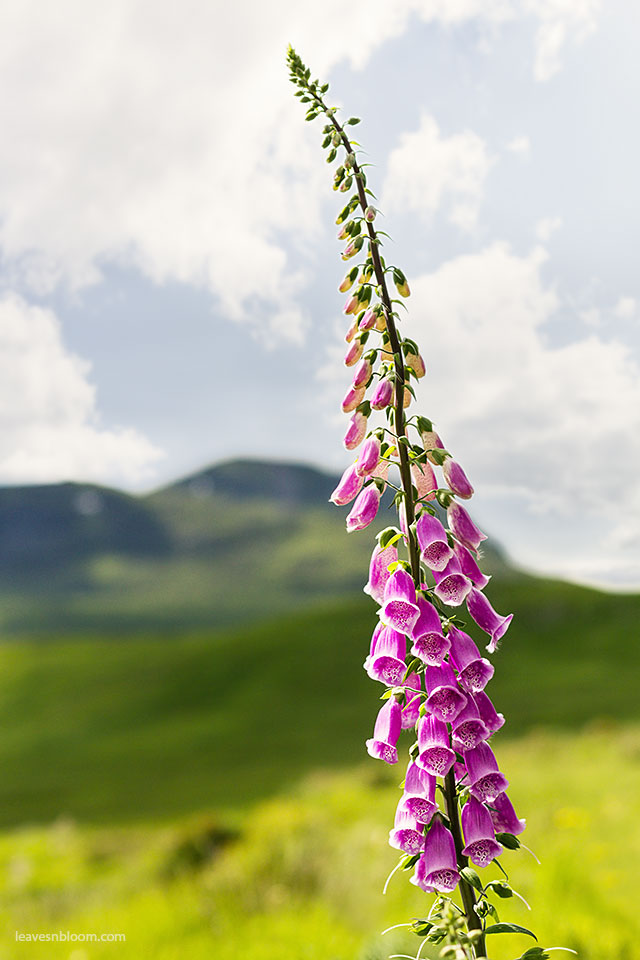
[613,296,636,319]
[0,293,162,486]
[535,216,562,242]
[400,241,640,585]
[383,115,493,230]
[526,0,601,81]
[0,0,595,344]
[507,135,531,155]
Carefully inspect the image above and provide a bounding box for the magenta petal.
[453,540,490,589]
[466,588,513,652]
[366,698,401,765]
[371,379,393,410]
[432,556,471,607]
[424,662,467,722]
[451,698,489,751]
[448,626,494,693]
[447,501,487,552]
[364,543,398,605]
[461,796,503,867]
[416,714,455,777]
[401,672,422,730]
[400,762,437,822]
[473,691,505,734]
[416,514,453,572]
[464,742,509,802]
[410,597,450,666]
[346,486,381,532]
[487,791,526,836]
[330,463,364,505]
[356,437,381,477]
[442,458,474,499]
[389,805,426,854]
[380,569,420,634]
[343,411,368,450]
[365,625,407,686]
[420,818,460,893]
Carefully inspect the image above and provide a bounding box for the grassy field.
[0,580,638,827]
[0,726,638,960]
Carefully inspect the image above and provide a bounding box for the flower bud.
[345,319,358,343]
[330,463,363,505]
[356,437,381,476]
[342,384,366,413]
[420,430,445,465]
[352,357,372,388]
[406,350,426,378]
[393,267,410,298]
[411,462,436,501]
[344,340,363,367]
[338,268,358,293]
[375,309,387,332]
[364,205,376,222]
[442,458,474,499]
[344,411,368,450]
[346,484,381,532]
[371,378,393,410]
[403,387,412,409]
[344,294,360,315]
[359,308,376,330]
[337,223,349,241]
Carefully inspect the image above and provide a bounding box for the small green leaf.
[411,919,433,937]
[460,867,483,892]
[486,880,513,898]
[496,832,521,850]
[347,117,361,125]
[378,526,403,549]
[517,949,549,960]
[485,923,537,940]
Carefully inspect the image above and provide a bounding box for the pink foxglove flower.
[473,690,505,734]
[466,587,513,653]
[416,514,453,572]
[380,569,421,634]
[464,742,509,803]
[356,437,380,477]
[432,556,471,607]
[452,540,490,589]
[451,698,490,752]
[389,806,426,855]
[364,625,406,686]
[352,357,372,388]
[424,663,467,723]
[447,501,487,551]
[399,762,437,823]
[366,698,401,764]
[416,714,455,778]
[411,461,436,501]
[364,543,398,604]
[330,463,363,506]
[343,411,368,450]
[344,339,363,367]
[442,458,474,499]
[410,597,450,666]
[415,818,460,893]
[448,626,494,693]
[488,791,526,836]
[371,378,393,410]
[341,383,365,413]
[346,485,381,532]
[461,796,503,867]
[359,308,376,330]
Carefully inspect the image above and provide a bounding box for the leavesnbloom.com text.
[15,931,125,942]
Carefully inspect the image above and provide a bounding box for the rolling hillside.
[0,459,511,634]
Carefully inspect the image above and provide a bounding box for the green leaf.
[326,148,337,163]
[486,880,513,898]
[485,923,537,940]
[496,832,521,850]
[411,919,433,938]
[347,117,361,125]
[460,867,483,892]
[378,526,404,549]
[517,949,550,960]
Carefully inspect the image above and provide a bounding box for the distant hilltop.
[0,458,512,636]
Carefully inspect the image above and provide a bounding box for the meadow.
[0,577,638,958]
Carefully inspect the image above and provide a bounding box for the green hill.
[0,580,637,828]
[0,459,511,635]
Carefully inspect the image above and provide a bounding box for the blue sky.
[0,0,638,589]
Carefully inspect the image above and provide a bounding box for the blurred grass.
[0,581,638,826]
[0,725,638,959]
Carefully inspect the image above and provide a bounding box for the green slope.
[0,580,637,828]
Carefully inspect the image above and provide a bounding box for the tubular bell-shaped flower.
[343,410,368,450]
[330,463,363,505]
[447,501,487,552]
[364,542,398,604]
[464,742,509,803]
[399,761,437,823]
[416,514,453,572]
[448,626,494,693]
[432,556,472,607]
[452,540,490,589]
[389,805,426,855]
[371,378,393,410]
[342,383,365,412]
[415,818,461,893]
[466,587,513,653]
[487,791,526,836]
[461,797,503,867]
[366,697,401,764]
[473,690,505,734]
[356,437,381,476]
[451,698,490,752]
[352,357,372,388]
[416,714,455,777]
[410,596,450,666]
[424,663,467,723]
[346,485,381,532]
[442,458,474,499]
[364,624,406,686]
[380,569,421,634]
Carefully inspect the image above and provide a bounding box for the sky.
[0,0,638,589]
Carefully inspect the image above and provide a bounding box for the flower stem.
[443,769,486,958]
[319,105,421,584]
